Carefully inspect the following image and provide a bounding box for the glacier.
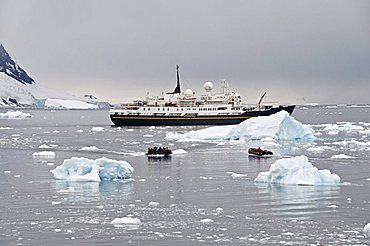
[254,155,341,185]
[50,157,134,182]
[166,111,315,142]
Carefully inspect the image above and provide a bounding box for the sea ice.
[330,154,355,159]
[0,110,33,119]
[166,111,314,142]
[254,155,341,185]
[50,157,134,182]
[32,151,56,158]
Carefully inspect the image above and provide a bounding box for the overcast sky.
[1,0,370,104]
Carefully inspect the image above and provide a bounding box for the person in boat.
[257,147,262,152]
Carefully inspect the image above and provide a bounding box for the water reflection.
[52,179,134,201]
[256,184,341,220]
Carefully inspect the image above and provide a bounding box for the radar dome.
[184,89,193,97]
[204,82,213,92]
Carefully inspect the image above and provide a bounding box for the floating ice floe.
[254,155,341,185]
[33,151,56,158]
[80,146,100,151]
[363,223,370,237]
[50,157,133,182]
[0,110,33,119]
[166,111,314,142]
[330,154,355,159]
[332,140,370,150]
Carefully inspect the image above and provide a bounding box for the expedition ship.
[110,66,295,126]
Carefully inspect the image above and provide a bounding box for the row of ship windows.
[142,107,241,111]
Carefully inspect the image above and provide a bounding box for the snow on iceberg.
[254,155,341,185]
[45,98,98,109]
[166,111,314,141]
[80,146,100,151]
[50,157,133,182]
[0,110,33,119]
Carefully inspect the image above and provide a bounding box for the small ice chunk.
[38,144,52,149]
[111,217,141,224]
[330,154,355,159]
[327,204,338,208]
[148,201,159,207]
[91,127,104,132]
[229,172,247,179]
[200,219,214,223]
[76,129,84,133]
[33,151,56,158]
[172,149,188,155]
[143,135,153,138]
[0,110,33,119]
[80,146,99,151]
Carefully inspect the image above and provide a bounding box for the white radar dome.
[204,82,213,92]
[184,89,193,97]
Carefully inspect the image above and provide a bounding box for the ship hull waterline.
[110,105,295,126]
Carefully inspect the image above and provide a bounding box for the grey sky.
[1,0,370,104]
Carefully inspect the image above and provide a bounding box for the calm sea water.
[0,106,369,245]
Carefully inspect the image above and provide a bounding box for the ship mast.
[167,65,181,94]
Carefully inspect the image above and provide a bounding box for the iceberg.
[50,157,134,182]
[0,110,33,119]
[166,111,314,142]
[363,223,370,237]
[254,155,341,185]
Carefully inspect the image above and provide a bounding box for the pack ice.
[254,155,341,185]
[50,157,133,182]
[166,111,314,141]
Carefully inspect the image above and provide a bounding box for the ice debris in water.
[0,110,33,119]
[50,157,133,182]
[363,223,370,237]
[33,151,56,158]
[254,155,340,185]
[200,219,214,223]
[166,111,314,141]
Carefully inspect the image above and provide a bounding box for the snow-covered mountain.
[0,44,110,109]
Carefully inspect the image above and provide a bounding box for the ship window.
[167,108,169,111]
[187,108,190,110]
[143,108,145,110]
[181,108,183,111]
[148,108,150,111]
[158,108,160,110]
[177,108,179,111]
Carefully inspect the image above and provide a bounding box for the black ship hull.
[110,105,295,126]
